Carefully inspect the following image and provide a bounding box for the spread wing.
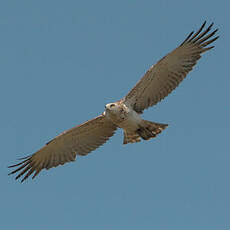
[122,21,219,113]
[9,115,117,182]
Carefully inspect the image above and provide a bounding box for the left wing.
[122,22,219,113]
[9,115,117,182]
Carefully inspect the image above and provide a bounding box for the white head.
[105,103,119,111]
[103,102,121,118]
[103,102,129,123]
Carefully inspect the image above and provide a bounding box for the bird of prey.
[9,21,219,182]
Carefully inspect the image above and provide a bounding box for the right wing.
[9,115,117,182]
[122,22,219,113]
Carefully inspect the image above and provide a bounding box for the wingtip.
[17,154,32,161]
[180,31,194,46]
[15,175,20,180]
[208,22,214,30]
[202,20,207,27]
[21,178,26,183]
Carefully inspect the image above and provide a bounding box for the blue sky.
[1,1,229,229]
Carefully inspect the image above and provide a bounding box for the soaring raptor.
[9,21,219,182]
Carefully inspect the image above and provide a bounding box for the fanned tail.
[137,120,168,140]
[123,131,141,144]
[123,120,168,144]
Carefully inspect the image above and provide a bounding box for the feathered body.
[104,102,167,144]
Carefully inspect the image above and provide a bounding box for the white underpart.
[119,107,142,131]
[104,103,142,132]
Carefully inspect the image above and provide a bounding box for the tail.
[123,120,168,144]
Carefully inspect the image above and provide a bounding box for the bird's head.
[103,102,125,123]
[103,102,121,117]
[105,103,119,111]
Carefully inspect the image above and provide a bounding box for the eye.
[110,104,115,108]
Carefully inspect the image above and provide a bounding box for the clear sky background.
[1,1,229,229]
